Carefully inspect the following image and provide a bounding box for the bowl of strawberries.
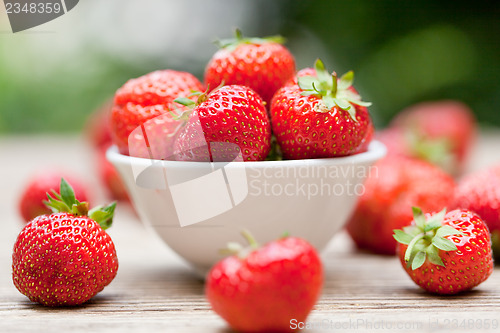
[106,31,386,274]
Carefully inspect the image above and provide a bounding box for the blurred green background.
[0,0,498,133]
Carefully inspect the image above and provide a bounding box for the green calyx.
[220,229,260,259]
[265,135,283,161]
[297,59,371,121]
[393,207,463,270]
[490,231,500,261]
[171,90,209,121]
[215,28,286,52]
[172,82,227,120]
[44,178,116,230]
[405,129,456,173]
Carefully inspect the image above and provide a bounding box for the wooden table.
[1,133,500,333]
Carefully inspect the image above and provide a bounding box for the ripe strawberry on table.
[453,165,500,259]
[393,208,493,294]
[174,85,271,162]
[85,102,130,202]
[12,179,118,307]
[204,29,296,106]
[85,99,114,150]
[97,147,130,202]
[270,59,373,159]
[19,171,90,223]
[110,70,204,158]
[378,100,476,176]
[346,156,455,255]
[206,231,323,333]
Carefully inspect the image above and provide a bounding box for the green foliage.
[0,0,498,133]
[280,0,500,127]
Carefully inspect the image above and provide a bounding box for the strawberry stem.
[393,207,462,270]
[44,178,116,230]
[297,59,371,121]
[404,233,426,263]
[215,29,286,51]
[241,229,259,249]
[220,229,260,259]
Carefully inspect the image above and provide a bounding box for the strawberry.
[97,147,130,202]
[85,101,130,202]
[381,100,476,175]
[346,156,455,255]
[354,117,374,154]
[204,29,296,106]
[19,172,90,223]
[205,231,323,333]
[452,165,500,259]
[12,179,118,306]
[270,59,373,159]
[85,99,113,150]
[393,208,493,294]
[110,70,204,157]
[174,85,271,162]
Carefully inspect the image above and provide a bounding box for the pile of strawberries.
[11,30,500,333]
[347,99,499,295]
[107,30,374,163]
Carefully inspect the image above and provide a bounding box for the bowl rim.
[107,140,386,168]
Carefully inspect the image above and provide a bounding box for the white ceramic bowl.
[107,141,386,275]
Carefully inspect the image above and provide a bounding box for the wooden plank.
[1,134,500,333]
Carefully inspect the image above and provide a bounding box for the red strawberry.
[382,100,476,175]
[12,179,118,306]
[205,231,323,333]
[97,147,130,202]
[452,165,500,259]
[174,85,271,162]
[110,70,204,157]
[85,101,130,202]
[204,29,296,106]
[346,156,455,255]
[19,172,90,223]
[393,208,493,294]
[270,59,373,159]
[85,99,113,150]
[376,127,409,158]
[354,118,374,154]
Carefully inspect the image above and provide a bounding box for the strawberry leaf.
[314,59,332,86]
[432,236,458,251]
[333,97,351,111]
[45,192,70,213]
[412,207,426,229]
[412,251,426,270]
[298,76,320,92]
[174,97,197,107]
[349,99,372,107]
[296,59,370,121]
[338,71,354,90]
[215,29,286,51]
[426,244,445,267]
[44,179,116,229]
[393,229,413,245]
[89,202,116,230]
[322,95,336,109]
[435,225,462,238]
[424,219,443,232]
[397,207,461,271]
[60,178,77,208]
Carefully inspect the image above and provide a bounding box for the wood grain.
[1,134,499,333]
